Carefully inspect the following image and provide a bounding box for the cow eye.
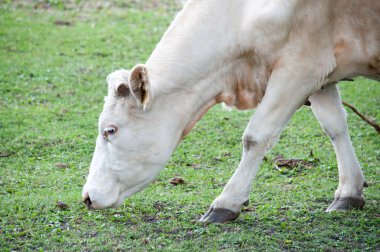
[105,127,117,134]
[103,126,118,140]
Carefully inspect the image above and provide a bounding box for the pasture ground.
[0,1,379,251]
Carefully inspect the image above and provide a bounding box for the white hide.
[83,0,379,216]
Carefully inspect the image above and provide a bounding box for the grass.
[0,1,379,251]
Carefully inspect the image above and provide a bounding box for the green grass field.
[0,1,379,251]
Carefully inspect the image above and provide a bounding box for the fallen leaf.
[55,163,69,169]
[0,152,11,157]
[34,2,50,10]
[56,201,69,209]
[153,201,165,211]
[54,20,72,26]
[275,158,315,168]
[92,52,109,57]
[273,155,318,171]
[142,215,158,223]
[192,163,202,169]
[169,177,185,186]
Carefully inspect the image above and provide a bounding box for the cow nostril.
[83,193,93,210]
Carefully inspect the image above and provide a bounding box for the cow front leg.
[200,76,315,223]
[309,84,365,211]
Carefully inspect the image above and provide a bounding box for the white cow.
[83,0,380,223]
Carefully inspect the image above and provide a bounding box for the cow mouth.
[83,194,94,210]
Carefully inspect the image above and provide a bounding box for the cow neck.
[146,65,223,142]
[145,49,272,143]
[145,46,229,142]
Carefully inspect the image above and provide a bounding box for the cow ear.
[116,83,130,97]
[129,64,151,110]
[106,69,130,97]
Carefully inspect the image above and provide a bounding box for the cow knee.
[243,130,280,154]
[243,135,258,151]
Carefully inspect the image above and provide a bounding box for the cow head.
[82,65,181,209]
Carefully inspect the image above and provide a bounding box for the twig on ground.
[342,101,380,134]
[274,164,281,172]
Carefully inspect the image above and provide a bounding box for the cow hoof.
[199,207,240,223]
[326,197,365,212]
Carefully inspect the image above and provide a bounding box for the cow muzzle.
[83,192,94,210]
[82,186,120,210]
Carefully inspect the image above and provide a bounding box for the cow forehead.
[100,94,145,129]
[106,69,130,91]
